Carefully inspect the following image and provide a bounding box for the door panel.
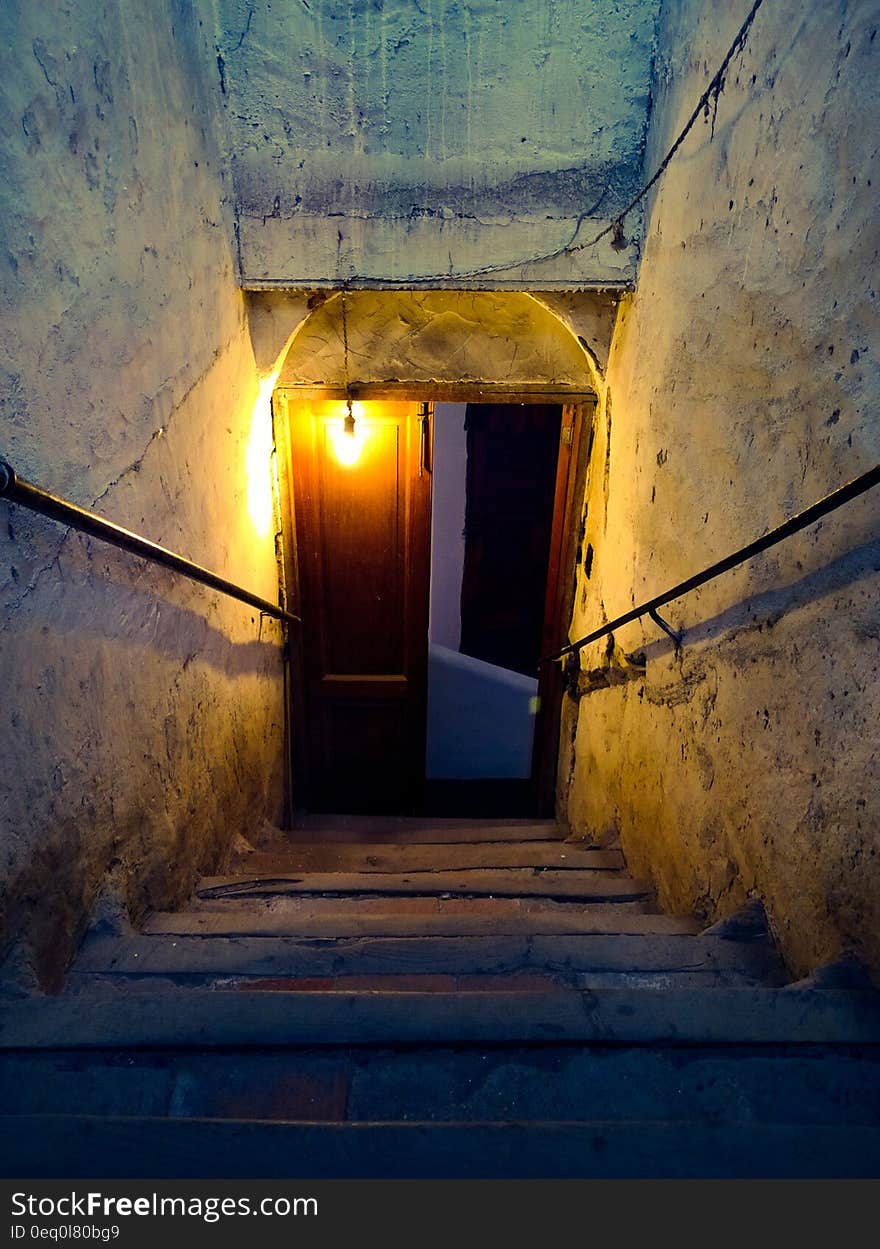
[316,420,405,672]
[282,397,431,812]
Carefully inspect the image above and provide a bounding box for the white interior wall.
[428,404,467,650]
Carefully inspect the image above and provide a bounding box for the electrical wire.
[571,0,767,256]
[330,0,768,286]
[339,286,355,426]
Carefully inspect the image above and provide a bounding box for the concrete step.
[66,970,773,995]
[3,1114,879,1178]
[195,869,651,902]
[227,841,624,873]
[3,1044,879,1125]
[4,987,880,1048]
[285,817,564,843]
[149,897,677,937]
[71,932,788,982]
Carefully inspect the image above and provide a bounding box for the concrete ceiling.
[213,0,660,288]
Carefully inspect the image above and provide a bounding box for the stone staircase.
[2,817,879,1177]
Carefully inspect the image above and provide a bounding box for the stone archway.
[244,288,610,398]
[274,290,601,395]
[267,288,604,817]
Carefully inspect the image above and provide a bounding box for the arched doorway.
[271,291,597,815]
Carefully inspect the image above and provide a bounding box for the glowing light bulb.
[328,401,367,467]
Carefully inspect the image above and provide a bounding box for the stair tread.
[144,901,698,937]
[226,842,623,874]
[6,1045,878,1125]
[286,817,563,844]
[66,969,774,993]
[3,1114,880,1178]
[67,972,570,993]
[195,868,651,901]
[74,932,786,979]
[4,987,880,1048]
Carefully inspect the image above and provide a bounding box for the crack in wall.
[31,40,58,88]
[2,334,241,618]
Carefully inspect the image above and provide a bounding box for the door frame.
[272,389,311,820]
[533,398,595,816]
[273,385,595,818]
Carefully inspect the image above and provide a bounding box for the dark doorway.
[425,402,564,816]
[460,403,562,676]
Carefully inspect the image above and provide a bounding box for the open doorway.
[425,402,562,815]
[275,390,591,818]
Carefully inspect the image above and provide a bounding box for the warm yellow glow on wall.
[328,401,368,467]
[246,373,277,538]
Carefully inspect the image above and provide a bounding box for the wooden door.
[281,396,432,812]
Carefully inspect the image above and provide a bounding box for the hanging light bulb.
[329,399,366,466]
[343,393,356,438]
[329,287,367,465]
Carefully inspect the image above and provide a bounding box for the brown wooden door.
[282,397,432,812]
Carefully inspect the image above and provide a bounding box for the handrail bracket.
[648,606,683,649]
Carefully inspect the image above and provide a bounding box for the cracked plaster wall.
[564,0,880,977]
[0,0,285,986]
[213,0,659,287]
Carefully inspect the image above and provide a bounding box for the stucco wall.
[0,0,285,987]
[274,290,602,391]
[564,0,880,976]
[214,0,658,287]
[249,289,616,393]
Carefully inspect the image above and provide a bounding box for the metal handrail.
[542,461,880,665]
[3,454,876,655]
[0,458,300,626]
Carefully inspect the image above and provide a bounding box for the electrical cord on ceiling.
[339,285,356,430]
[328,0,768,287]
[570,0,767,257]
